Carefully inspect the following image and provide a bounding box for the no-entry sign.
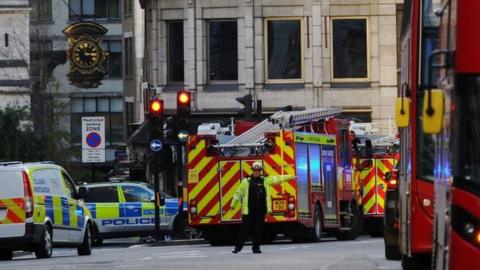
[82,117,105,163]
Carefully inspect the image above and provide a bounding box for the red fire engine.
[394,0,439,268]
[352,136,399,237]
[418,0,480,269]
[186,108,363,245]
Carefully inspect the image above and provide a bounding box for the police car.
[83,182,186,244]
[0,162,93,260]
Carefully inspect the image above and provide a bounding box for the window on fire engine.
[417,0,441,181]
[453,76,480,192]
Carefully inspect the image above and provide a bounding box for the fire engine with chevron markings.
[352,136,399,236]
[186,107,364,245]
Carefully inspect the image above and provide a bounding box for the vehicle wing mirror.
[395,97,410,128]
[422,89,444,134]
[77,186,88,200]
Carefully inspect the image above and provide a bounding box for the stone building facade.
[142,0,403,135]
[30,0,125,164]
[0,0,30,108]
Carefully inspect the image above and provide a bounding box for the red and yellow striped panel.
[374,158,396,214]
[264,130,297,222]
[0,198,25,224]
[359,158,396,215]
[219,161,242,222]
[187,138,220,225]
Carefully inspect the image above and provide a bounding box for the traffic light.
[236,94,252,119]
[149,98,164,140]
[176,90,191,143]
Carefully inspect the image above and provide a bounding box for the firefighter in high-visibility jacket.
[230,161,296,254]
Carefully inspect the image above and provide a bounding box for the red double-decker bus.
[395,0,441,268]
[420,0,480,269]
[397,0,480,269]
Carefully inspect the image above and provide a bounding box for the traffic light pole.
[176,143,183,198]
[153,152,161,240]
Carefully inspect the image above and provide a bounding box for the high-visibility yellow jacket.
[230,175,295,215]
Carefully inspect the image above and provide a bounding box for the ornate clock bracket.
[63,22,109,89]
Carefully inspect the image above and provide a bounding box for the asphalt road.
[1,237,401,270]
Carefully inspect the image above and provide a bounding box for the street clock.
[63,22,109,88]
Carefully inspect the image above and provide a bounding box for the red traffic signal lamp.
[177,90,191,109]
[149,98,164,140]
[150,99,164,116]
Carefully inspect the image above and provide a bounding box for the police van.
[0,162,93,260]
[83,182,186,244]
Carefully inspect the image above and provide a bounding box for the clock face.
[72,40,101,69]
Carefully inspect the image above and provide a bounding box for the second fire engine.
[186,107,363,245]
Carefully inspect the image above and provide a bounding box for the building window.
[124,0,132,16]
[209,20,237,81]
[102,40,122,78]
[331,18,368,81]
[69,0,120,21]
[124,38,133,77]
[71,97,124,145]
[31,0,52,21]
[168,21,184,82]
[265,18,303,82]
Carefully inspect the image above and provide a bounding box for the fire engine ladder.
[370,136,399,146]
[221,107,342,147]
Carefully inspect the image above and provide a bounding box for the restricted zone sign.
[82,117,105,163]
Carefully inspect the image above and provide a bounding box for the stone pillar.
[184,0,196,92]
[244,0,255,94]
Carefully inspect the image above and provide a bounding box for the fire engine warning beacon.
[230,161,296,254]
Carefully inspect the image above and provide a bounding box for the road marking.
[278,246,299,251]
[142,257,152,260]
[320,255,347,270]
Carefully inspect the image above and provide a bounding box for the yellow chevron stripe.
[377,196,385,210]
[221,162,240,183]
[222,181,239,208]
[364,196,375,213]
[190,161,217,199]
[199,218,213,224]
[188,140,205,163]
[363,176,375,195]
[206,201,220,217]
[197,181,219,212]
[3,199,24,220]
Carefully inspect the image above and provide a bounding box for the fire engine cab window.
[453,76,480,193]
[85,186,119,203]
[122,186,152,203]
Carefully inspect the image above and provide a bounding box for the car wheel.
[77,223,92,256]
[0,249,13,260]
[35,225,53,259]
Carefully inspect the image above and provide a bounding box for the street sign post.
[82,117,105,163]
